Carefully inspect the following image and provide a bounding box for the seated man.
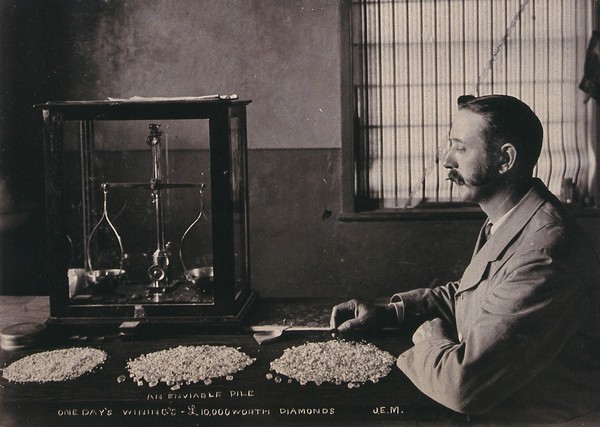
[331,95,600,423]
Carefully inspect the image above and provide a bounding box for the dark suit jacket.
[395,179,600,423]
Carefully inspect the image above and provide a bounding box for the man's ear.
[498,143,517,174]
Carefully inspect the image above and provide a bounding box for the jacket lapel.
[457,180,548,295]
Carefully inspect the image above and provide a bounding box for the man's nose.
[442,149,456,169]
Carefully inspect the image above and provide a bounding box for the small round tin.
[0,322,46,351]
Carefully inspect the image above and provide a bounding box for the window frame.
[339,0,600,221]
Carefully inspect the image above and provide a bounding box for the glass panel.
[229,113,249,299]
[63,119,215,305]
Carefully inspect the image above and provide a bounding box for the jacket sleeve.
[396,245,591,415]
[394,281,460,328]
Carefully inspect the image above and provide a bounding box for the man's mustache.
[446,169,465,186]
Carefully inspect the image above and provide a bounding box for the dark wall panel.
[247,149,479,298]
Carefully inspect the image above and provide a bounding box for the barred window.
[350,0,596,211]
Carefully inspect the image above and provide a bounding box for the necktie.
[478,222,493,253]
[484,222,493,242]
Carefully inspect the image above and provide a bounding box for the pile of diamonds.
[1,347,107,383]
[124,345,255,390]
[268,340,395,388]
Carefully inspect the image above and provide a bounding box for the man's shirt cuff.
[389,294,405,322]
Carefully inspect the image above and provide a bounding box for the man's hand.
[411,318,448,345]
[330,299,398,333]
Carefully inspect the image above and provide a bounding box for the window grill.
[352,0,596,209]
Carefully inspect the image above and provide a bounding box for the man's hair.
[457,94,543,173]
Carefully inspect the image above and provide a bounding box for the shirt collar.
[488,201,519,235]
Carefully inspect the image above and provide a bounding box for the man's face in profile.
[444,109,500,204]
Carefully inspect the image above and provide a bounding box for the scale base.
[146,281,178,302]
[45,290,259,337]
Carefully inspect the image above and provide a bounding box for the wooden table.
[0,297,461,426]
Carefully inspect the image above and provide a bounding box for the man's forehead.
[449,110,487,141]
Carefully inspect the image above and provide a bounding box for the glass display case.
[37,97,257,329]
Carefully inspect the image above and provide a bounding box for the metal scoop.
[249,325,335,345]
